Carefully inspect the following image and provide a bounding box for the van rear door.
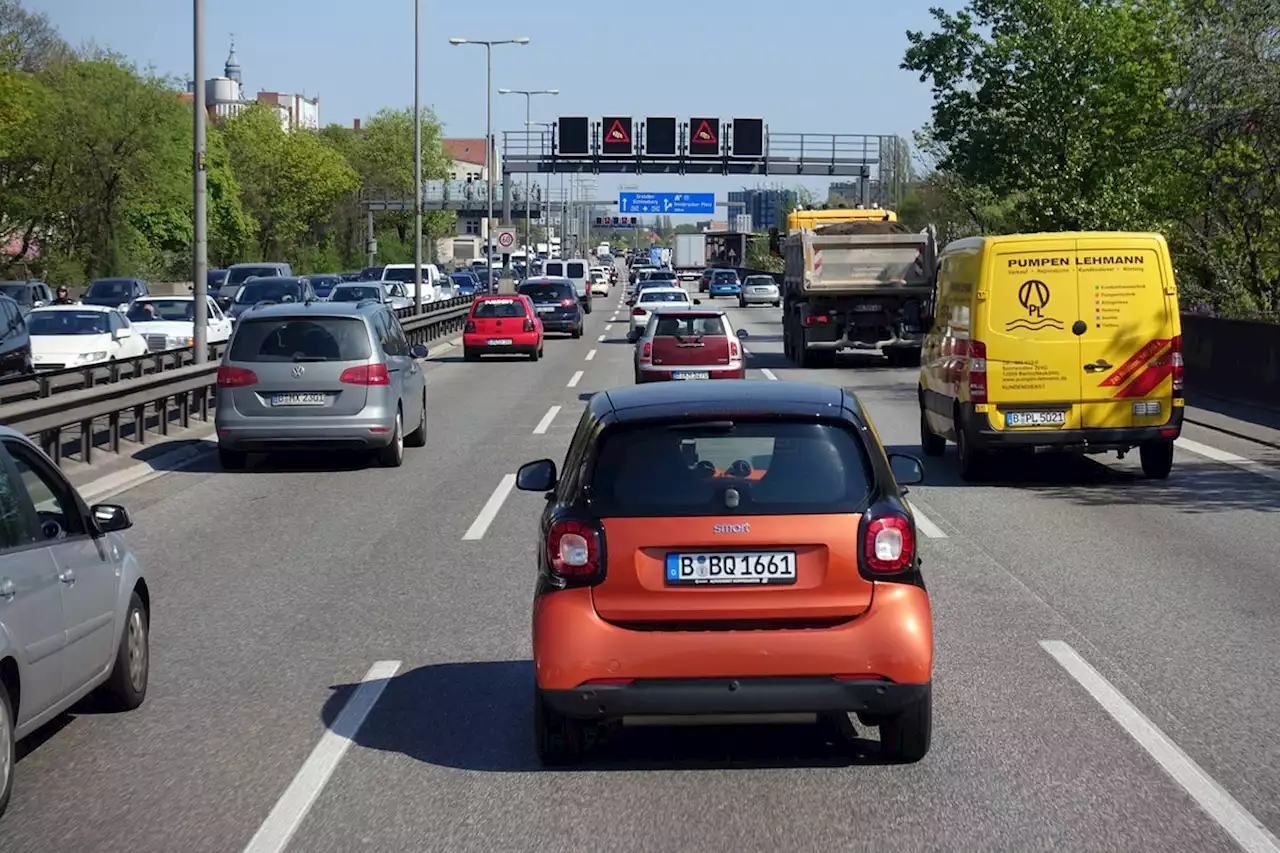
[985,238,1082,429]
[1074,235,1178,429]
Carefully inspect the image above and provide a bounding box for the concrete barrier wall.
[1181,313,1280,408]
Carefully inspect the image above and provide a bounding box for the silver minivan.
[0,427,150,820]
[213,301,429,469]
[542,258,593,314]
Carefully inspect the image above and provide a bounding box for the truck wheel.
[956,419,989,482]
[1139,440,1174,479]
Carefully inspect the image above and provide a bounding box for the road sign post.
[618,192,716,215]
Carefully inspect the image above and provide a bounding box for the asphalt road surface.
[2,273,1279,853]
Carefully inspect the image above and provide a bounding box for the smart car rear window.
[229,317,372,362]
[589,421,874,517]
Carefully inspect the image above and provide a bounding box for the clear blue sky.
[28,0,958,216]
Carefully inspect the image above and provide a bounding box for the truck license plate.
[1006,411,1066,427]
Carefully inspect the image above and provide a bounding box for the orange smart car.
[514,379,934,764]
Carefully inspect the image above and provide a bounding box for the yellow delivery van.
[918,232,1184,481]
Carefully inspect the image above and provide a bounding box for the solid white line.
[1177,437,1280,483]
[533,405,561,435]
[585,349,596,361]
[567,370,583,388]
[604,324,613,331]
[1041,641,1280,853]
[241,660,402,853]
[907,502,947,539]
[597,334,606,342]
[462,474,517,540]
[760,368,778,381]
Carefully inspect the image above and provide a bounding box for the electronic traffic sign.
[601,116,633,155]
[557,117,589,156]
[645,117,677,156]
[688,118,720,156]
[732,118,764,157]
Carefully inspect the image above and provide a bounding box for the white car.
[26,304,149,370]
[125,295,233,352]
[589,269,610,296]
[628,286,695,341]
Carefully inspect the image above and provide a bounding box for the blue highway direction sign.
[618,192,716,215]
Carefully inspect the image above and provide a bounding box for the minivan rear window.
[472,299,528,319]
[229,318,373,362]
[590,421,873,517]
[519,283,574,301]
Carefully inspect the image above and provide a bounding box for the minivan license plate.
[272,392,325,407]
[1006,411,1066,427]
[665,551,797,586]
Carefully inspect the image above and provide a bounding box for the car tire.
[405,393,427,447]
[571,326,582,339]
[1139,439,1174,479]
[738,299,746,308]
[534,689,589,766]
[773,301,781,308]
[530,346,540,362]
[920,406,946,457]
[0,678,14,820]
[878,685,932,763]
[463,348,479,362]
[218,447,247,470]
[96,590,149,712]
[378,410,404,468]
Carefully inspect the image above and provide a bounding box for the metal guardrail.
[0,296,475,468]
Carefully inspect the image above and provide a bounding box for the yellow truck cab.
[918,232,1184,480]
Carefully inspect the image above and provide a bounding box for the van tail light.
[465,320,476,333]
[216,366,258,387]
[546,519,604,584]
[862,513,916,575]
[1170,335,1184,395]
[633,307,645,316]
[966,340,988,404]
[523,318,535,332]
[339,364,391,385]
[640,342,652,362]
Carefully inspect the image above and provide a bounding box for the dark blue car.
[517,277,583,338]
[450,272,479,297]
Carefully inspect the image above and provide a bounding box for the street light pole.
[413,0,423,313]
[192,0,208,363]
[499,89,558,254]
[448,37,529,293]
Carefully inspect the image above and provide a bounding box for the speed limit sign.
[495,228,517,251]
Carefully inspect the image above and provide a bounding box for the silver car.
[0,427,150,820]
[213,301,429,470]
[738,274,781,307]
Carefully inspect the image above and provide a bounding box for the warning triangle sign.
[606,119,631,143]
[693,120,717,144]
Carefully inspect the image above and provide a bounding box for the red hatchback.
[463,295,544,361]
[633,308,748,382]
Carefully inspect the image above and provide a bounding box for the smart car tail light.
[546,519,604,583]
[862,514,915,574]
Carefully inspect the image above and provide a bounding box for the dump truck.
[781,218,938,368]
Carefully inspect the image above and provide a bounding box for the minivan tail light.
[465,320,476,333]
[966,340,988,404]
[546,519,604,581]
[216,366,258,387]
[863,515,915,574]
[1170,335,1184,395]
[640,342,652,362]
[339,364,391,385]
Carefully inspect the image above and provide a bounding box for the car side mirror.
[114,326,132,339]
[888,453,925,486]
[736,328,749,338]
[92,503,133,533]
[517,458,558,492]
[409,343,429,359]
[693,299,701,305]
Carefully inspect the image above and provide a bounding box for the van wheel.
[534,689,588,766]
[879,685,932,763]
[956,422,988,482]
[1139,439,1174,479]
[920,407,946,457]
[0,679,14,819]
[97,590,149,711]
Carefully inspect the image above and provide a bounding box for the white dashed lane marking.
[567,370,583,388]
[585,349,596,361]
[533,405,561,435]
[462,474,517,541]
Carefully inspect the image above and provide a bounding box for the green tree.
[902,0,1185,233]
